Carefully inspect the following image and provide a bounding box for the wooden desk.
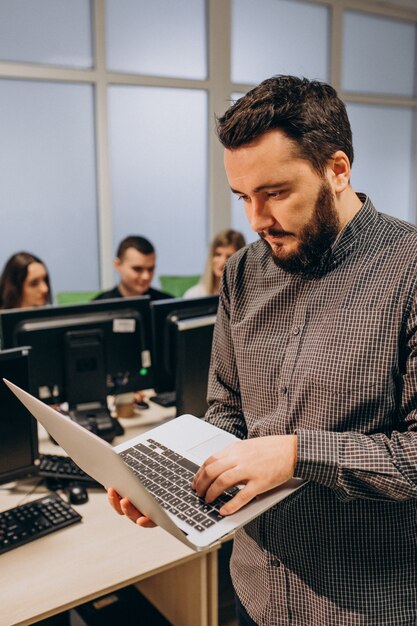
[0,398,220,626]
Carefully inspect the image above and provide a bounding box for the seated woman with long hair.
[0,251,52,309]
[184,229,246,298]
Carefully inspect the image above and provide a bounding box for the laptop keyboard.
[119,438,238,533]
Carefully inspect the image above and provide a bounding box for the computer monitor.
[150,295,218,415]
[0,347,39,485]
[0,297,153,410]
[175,314,217,417]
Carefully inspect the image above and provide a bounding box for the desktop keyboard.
[0,493,82,555]
[39,453,101,487]
[150,391,176,408]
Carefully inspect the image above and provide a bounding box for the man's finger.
[120,498,157,528]
[203,467,243,503]
[107,487,123,515]
[219,483,257,516]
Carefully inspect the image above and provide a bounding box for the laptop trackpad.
[187,433,232,463]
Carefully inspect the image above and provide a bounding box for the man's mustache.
[259,228,294,239]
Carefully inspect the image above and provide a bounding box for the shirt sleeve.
[294,288,417,502]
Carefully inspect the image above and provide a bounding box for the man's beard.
[260,182,340,274]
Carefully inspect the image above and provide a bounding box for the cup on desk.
[114,392,135,418]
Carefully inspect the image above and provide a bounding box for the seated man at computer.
[94,235,170,302]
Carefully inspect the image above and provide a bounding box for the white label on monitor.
[141,350,151,368]
[38,386,51,399]
[113,318,136,333]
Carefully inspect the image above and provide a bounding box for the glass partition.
[0,0,92,68]
[108,85,208,280]
[0,79,99,294]
[342,11,416,97]
[106,0,206,79]
[347,102,416,222]
[231,0,329,84]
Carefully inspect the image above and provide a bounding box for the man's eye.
[237,195,249,202]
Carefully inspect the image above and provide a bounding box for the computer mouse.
[135,400,149,410]
[66,482,89,505]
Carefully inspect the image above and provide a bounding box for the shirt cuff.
[294,429,340,488]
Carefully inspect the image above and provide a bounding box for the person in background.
[107,75,417,626]
[184,229,246,298]
[94,235,170,301]
[0,251,51,309]
[95,235,170,411]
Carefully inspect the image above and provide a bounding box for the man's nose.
[247,198,274,233]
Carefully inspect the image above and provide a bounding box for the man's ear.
[327,151,351,193]
[114,257,122,274]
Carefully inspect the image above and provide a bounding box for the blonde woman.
[184,229,246,298]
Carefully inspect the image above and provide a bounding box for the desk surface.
[0,396,219,626]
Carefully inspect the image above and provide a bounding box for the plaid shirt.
[205,195,417,625]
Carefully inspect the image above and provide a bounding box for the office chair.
[158,275,200,298]
[56,291,101,305]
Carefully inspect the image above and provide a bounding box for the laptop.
[4,379,304,551]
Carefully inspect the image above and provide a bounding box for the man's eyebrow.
[230,182,287,195]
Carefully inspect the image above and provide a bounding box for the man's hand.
[106,488,156,528]
[192,435,297,515]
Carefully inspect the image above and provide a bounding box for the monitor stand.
[64,329,124,442]
[68,402,124,442]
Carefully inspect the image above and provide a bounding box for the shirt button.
[280,385,288,395]
[271,559,281,567]
[292,325,300,335]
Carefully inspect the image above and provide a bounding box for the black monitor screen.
[0,347,38,484]
[0,297,153,407]
[175,314,216,417]
[150,295,218,398]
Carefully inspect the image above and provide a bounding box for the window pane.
[0,0,93,68]
[0,80,99,294]
[342,11,416,97]
[106,0,206,79]
[108,86,208,282]
[232,0,329,85]
[347,103,416,223]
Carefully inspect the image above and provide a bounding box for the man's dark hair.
[216,75,354,175]
[116,235,155,260]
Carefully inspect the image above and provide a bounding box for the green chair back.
[159,275,200,298]
[56,291,100,305]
